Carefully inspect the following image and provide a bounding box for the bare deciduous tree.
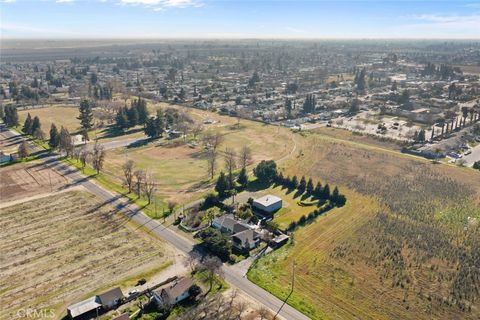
[143,172,156,204]
[79,148,89,170]
[122,159,135,193]
[202,255,223,293]
[134,169,146,197]
[92,142,105,174]
[207,150,217,180]
[18,141,30,159]
[240,145,252,169]
[224,147,237,188]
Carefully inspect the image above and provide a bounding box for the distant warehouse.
[252,195,282,214]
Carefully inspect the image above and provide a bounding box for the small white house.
[252,195,282,213]
[152,277,193,308]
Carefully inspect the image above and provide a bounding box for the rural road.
[84,137,146,151]
[2,125,311,320]
[463,144,480,167]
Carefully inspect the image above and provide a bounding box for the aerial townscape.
[1,1,480,320]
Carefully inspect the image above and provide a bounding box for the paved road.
[83,137,147,151]
[463,144,480,167]
[2,126,310,320]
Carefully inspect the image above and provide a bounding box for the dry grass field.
[0,191,171,320]
[18,106,82,134]
[0,162,69,202]
[249,129,480,320]
[103,105,295,204]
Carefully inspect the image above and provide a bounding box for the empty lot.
[0,162,70,202]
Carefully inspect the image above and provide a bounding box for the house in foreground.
[252,195,282,214]
[67,287,124,319]
[152,277,194,309]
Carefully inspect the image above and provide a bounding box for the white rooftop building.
[252,195,282,213]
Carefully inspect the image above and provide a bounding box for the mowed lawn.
[236,184,319,230]
[0,190,171,319]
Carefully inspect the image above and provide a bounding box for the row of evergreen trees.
[275,172,346,206]
[22,113,44,139]
[115,98,149,130]
[2,105,19,127]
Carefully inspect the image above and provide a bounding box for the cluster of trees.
[247,71,260,88]
[422,62,461,80]
[412,129,426,142]
[302,94,316,114]
[93,84,113,100]
[22,113,45,140]
[354,67,366,91]
[121,159,157,204]
[197,228,232,261]
[214,146,252,198]
[144,109,165,139]
[287,201,334,232]
[115,97,149,130]
[2,105,19,127]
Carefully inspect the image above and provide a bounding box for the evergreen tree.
[3,106,19,127]
[306,178,314,195]
[77,99,94,130]
[331,186,340,203]
[31,116,41,135]
[314,182,322,198]
[136,98,149,125]
[23,113,33,134]
[291,175,299,189]
[322,184,331,200]
[215,172,229,198]
[237,167,248,188]
[49,124,60,148]
[298,176,307,192]
[115,107,129,130]
[127,105,139,127]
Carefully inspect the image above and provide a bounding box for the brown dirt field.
[0,190,171,319]
[0,162,69,202]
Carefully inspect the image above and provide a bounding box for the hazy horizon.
[1,0,480,40]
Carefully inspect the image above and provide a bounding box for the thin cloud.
[56,0,75,3]
[118,0,203,11]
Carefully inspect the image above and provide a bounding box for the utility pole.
[274,260,295,319]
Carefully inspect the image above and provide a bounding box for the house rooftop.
[163,278,193,302]
[97,287,123,306]
[67,296,101,318]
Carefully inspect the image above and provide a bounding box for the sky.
[1,0,480,39]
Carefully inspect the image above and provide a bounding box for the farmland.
[0,162,69,202]
[249,129,480,320]
[0,190,171,319]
